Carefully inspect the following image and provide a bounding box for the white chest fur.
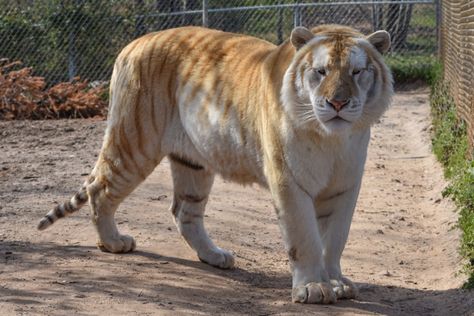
[283,124,370,200]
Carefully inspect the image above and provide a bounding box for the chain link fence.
[440,0,474,149]
[0,0,438,84]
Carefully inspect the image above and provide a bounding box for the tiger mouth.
[326,116,350,123]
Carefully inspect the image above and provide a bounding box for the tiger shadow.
[1,240,471,315]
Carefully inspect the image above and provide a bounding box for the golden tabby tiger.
[38,25,393,304]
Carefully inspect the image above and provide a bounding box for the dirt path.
[0,91,472,315]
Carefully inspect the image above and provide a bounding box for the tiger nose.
[326,99,349,112]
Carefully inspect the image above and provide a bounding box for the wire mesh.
[440,0,474,149]
[0,0,438,84]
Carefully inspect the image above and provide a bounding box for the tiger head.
[282,25,393,135]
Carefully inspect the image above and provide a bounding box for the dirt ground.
[0,90,473,315]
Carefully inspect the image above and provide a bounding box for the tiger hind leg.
[87,137,162,253]
[169,154,235,269]
[86,174,137,253]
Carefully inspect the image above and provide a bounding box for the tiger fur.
[38,25,393,304]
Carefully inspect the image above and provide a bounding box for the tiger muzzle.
[326,99,349,112]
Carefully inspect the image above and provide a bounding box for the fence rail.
[0,0,438,84]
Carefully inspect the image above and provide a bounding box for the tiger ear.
[290,27,314,50]
[367,30,391,54]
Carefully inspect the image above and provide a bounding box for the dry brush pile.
[0,60,108,120]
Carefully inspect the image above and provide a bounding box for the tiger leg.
[86,176,134,253]
[318,184,361,299]
[169,155,235,269]
[87,140,162,254]
[268,174,336,304]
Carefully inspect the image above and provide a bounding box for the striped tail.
[37,186,89,231]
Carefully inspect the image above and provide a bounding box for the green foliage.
[1,0,439,84]
[0,1,143,83]
[430,75,474,288]
[410,5,436,29]
[0,5,49,77]
[387,54,441,85]
[406,34,437,52]
[464,275,474,289]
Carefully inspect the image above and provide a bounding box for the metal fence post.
[68,29,77,81]
[67,1,80,81]
[277,8,283,44]
[202,0,208,27]
[435,0,441,57]
[293,4,300,28]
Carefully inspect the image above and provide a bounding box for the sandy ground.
[0,91,473,315]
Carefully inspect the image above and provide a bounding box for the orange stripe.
[118,121,146,180]
[102,154,128,182]
[147,39,160,135]
[133,92,150,160]
[179,33,225,89]
[115,144,132,174]
[119,38,144,68]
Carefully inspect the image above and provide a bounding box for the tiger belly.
[175,89,265,185]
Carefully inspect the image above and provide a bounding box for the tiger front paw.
[330,276,358,299]
[198,247,235,269]
[292,282,337,304]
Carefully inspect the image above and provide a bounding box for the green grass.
[430,73,474,289]
[386,54,440,85]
